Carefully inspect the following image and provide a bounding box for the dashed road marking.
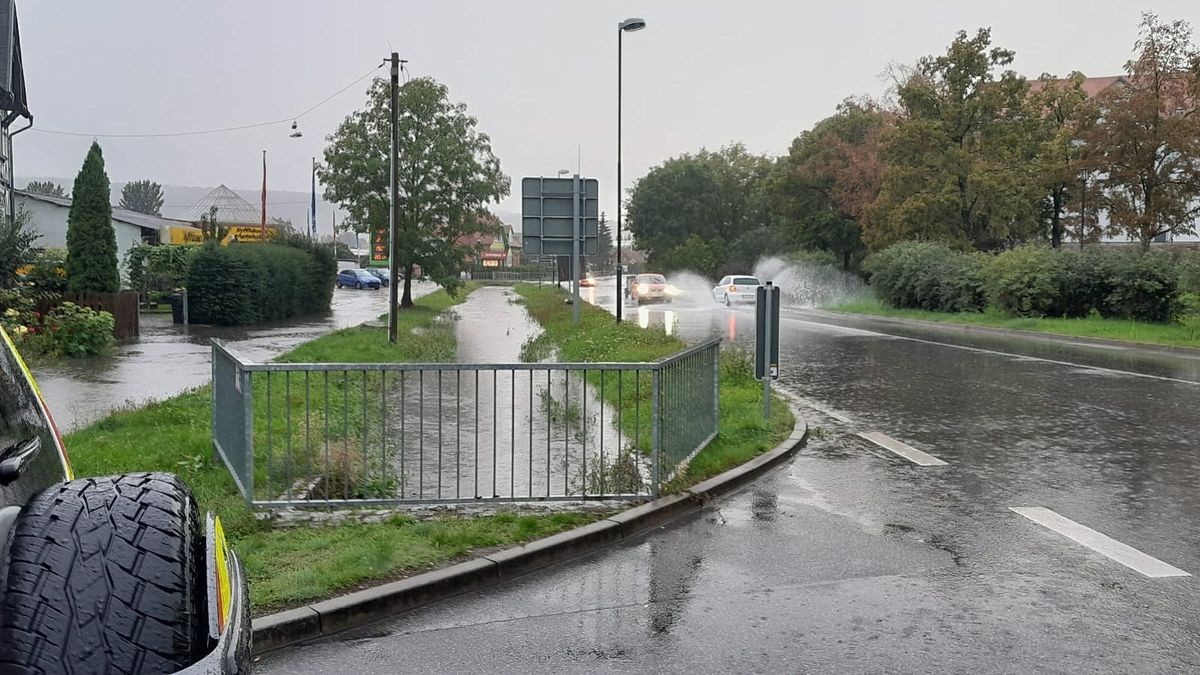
[1010,507,1191,578]
[857,432,948,466]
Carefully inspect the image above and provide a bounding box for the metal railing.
[211,339,720,509]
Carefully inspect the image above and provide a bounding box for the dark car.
[336,268,382,290]
[364,267,391,287]
[0,327,251,673]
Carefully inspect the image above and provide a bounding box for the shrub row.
[865,242,1188,322]
[187,237,336,326]
[863,242,987,313]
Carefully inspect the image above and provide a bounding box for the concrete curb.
[808,309,1200,359]
[251,407,808,655]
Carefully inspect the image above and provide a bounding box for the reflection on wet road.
[260,275,1200,672]
[36,283,437,431]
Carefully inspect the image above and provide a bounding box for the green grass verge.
[63,284,599,615]
[827,297,1200,349]
[514,284,794,489]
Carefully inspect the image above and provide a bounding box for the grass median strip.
[63,285,600,615]
[514,284,794,488]
[827,298,1200,349]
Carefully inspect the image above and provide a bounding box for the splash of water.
[663,270,717,304]
[751,257,867,308]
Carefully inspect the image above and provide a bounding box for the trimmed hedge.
[866,243,1185,323]
[187,238,336,326]
[863,242,986,313]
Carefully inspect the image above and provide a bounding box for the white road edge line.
[1010,507,1191,578]
[856,432,948,466]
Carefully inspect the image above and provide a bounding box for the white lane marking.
[780,315,1200,387]
[857,432,948,466]
[1010,507,1191,578]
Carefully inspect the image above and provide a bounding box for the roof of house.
[176,184,263,225]
[1028,75,1129,98]
[16,189,190,231]
[0,0,29,120]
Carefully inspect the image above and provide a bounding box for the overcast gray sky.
[17,0,1200,226]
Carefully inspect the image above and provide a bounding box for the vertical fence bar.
[342,371,349,501]
[564,370,569,496]
[323,372,330,501]
[305,371,311,498]
[381,370,389,494]
[510,369,516,499]
[362,370,369,492]
[241,366,253,504]
[265,372,273,501]
[492,371,497,498]
[400,371,406,498]
[599,370,606,496]
[651,368,661,498]
[419,370,424,499]
[456,370,461,499]
[528,370,534,498]
[581,369,587,498]
[437,370,443,499]
[546,369,551,498]
[712,344,720,439]
[285,371,292,501]
[474,370,480,498]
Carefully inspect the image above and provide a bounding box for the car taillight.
[729,285,738,292]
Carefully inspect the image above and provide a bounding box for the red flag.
[261,150,267,237]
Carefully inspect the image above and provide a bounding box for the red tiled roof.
[1028,75,1128,99]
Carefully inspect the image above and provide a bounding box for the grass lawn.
[828,297,1200,350]
[63,284,600,615]
[514,285,795,489]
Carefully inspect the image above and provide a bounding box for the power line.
[32,63,384,139]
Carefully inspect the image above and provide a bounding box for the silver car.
[712,275,761,305]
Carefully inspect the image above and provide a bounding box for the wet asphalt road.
[33,283,436,432]
[259,276,1200,673]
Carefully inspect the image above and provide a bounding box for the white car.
[712,275,761,305]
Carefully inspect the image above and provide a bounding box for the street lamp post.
[616,17,646,323]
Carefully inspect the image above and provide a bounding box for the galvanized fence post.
[241,365,254,504]
[711,342,720,438]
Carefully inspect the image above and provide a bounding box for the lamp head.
[619,17,647,32]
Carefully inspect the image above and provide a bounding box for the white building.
[16,189,190,257]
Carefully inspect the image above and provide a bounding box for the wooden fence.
[38,291,141,339]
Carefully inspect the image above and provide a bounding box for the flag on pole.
[261,150,267,238]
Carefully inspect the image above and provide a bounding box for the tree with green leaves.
[118,179,164,216]
[768,100,888,270]
[0,205,39,287]
[321,76,509,307]
[1028,72,1092,248]
[24,180,66,197]
[596,212,613,271]
[1079,13,1200,248]
[65,142,120,293]
[625,143,773,275]
[867,28,1039,251]
[198,206,229,242]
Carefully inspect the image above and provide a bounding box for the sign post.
[572,174,581,324]
[755,282,781,420]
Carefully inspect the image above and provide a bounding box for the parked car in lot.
[337,268,383,290]
[0,327,250,673]
[713,275,762,305]
[364,267,391,286]
[629,273,670,305]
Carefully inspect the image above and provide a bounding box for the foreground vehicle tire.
[0,473,206,674]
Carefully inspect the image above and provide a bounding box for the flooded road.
[36,283,436,432]
[262,274,1200,672]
